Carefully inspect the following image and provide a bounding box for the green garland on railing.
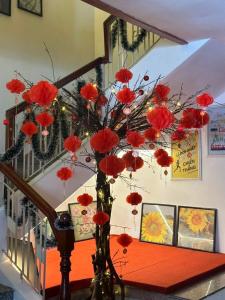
[112,19,147,52]
[0,131,26,162]
[95,64,103,90]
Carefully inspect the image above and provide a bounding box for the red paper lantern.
[77,193,93,206]
[30,81,58,107]
[6,79,25,94]
[126,131,145,147]
[115,68,133,83]
[171,129,187,141]
[56,167,73,181]
[122,151,144,172]
[116,87,136,105]
[90,128,119,153]
[154,148,167,158]
[157,154,173,167]
[180,108,210,129]
[35,112,54,127]
[196,93,214,107]
[144,127,159,142]
[153,84,170,103]
[117,233,133,248]
[22,90,33,104]
[126,192,142,205]
[195,110,210,128]
[64,135,82,153]
[146,107,174,130]
[99,155,125,177]
[80,83,98,101]
[21,121,38,136]
[93,211,109,226]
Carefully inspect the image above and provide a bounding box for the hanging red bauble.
[126,192,142,205]
[117,233,133,248]
[77,193,93,206]
[90,128,119,154]
[144,75,149,81]
[6,79,25,94]
[171,129,187,141]
[3,119,9,126]
[21,121,38,136]
[99,155,125,177]
[64,135,82,153]
[144,127,159,142]
[30,81,58,107]
[195,110,210,128]
[196,93,214,107]
[126,131,145,147]
[146,107,174,130]
[93,211,109,226]
[116,87,136,105]
[122,151,144,172]
[97,94,108,106]
[154,84,170,100]
[80,83,98,102]
[138,89,144,96]
[154,148,168,158]
[22,90,33,104]
[56,167,73,181]
[85,156,91,163]
[115,68,133,83]
[35,112,54,127]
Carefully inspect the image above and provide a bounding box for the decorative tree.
[3,68,214,299]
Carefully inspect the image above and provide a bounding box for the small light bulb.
[177,102,181,107]
[62,106,66,111]
[85,132,89,137]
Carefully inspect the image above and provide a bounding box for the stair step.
[0,284,13,300]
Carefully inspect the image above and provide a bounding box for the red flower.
[147,107,174,130]
[64,135,82,153]
[171,129,187,141]
[116,87,136,104]
[154,149,168,158]
[6,79,25,94]
[93,211,109,226]
[144,127,159,142]
[30,81,58,107]
[126,192,142,205]
[22,90,33,104]
[196,93,214,107]
[77,193,93,206]
[154,84,170,100]
[122,151,144,172]
[56,167,73,181]
[115,68,133,83]
[35,112,54,127]
[21,121,38,136]
[126,131,145,147]
[117,233,133,248]
[80,83,98,101]
[90,128,119,154]
[99,155,125,177]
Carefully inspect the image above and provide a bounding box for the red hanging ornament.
[115,68,133,83]
[144,75,149,81]
[80,83,98,102]
[154,148,167,158]
[126,192,142,205]
[155,150,173,167]
[3,119,9,126]
[144,127,159,142]
[99,155,125,177]
[56,167,73,181]
[90,128,119,154]
[180,108,210,129]
[195,110,210,128]
[117,233,133,248]
[196,93,214,107]
[22,90,33,104]
[154,84,170,100]
[30,81,58,107]
[77,193,93,206]
[126,131,145,147]
[35,112,54,127]
[21,121,38,136]
[116,87,136,105]
[64,135,82,153]
[147,107,174,130]
[171,129,187,141]
[122,151,144,172]
[6,79,25,94]
[93,211,109,226]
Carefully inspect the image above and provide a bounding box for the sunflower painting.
[177,206,217,252]
[140,204,176,246]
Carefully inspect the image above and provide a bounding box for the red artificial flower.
[56,167,73,181]
[96,95,108,106]
[30,81,58,107]
[126,131,145,147]
[126,192,142,205]
[116,87,136,105]
[21,121,38,136]
[157,153,173,167]
[90,128,119,154]
[35,112,54,127]
[77,193,93,206]
[180,108,209,129]
[154,84,170,100]
[93,211,109,226]
[99,155,125,177]
[171,129,187,141]
[144,127,159,142]
[122,151,144,172]
[115,68,133,83]
[146,107,174,130]
[6,79,25,94]
[196,93,214,107]
[22,90,33,104]
[117,233,133,248]
[154,148,168,158]
[80,83,98,101]
[64,135,82,153]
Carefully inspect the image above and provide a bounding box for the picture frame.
[177,206,217,252]
[69,202,96,242]
[18,0,42,16]
[0,0,11,16]
[171,130,202,180]
[207,106,225,156]
[140,203,177,246]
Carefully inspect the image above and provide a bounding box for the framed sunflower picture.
[140,203,176,246]
[177,206,217,252]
